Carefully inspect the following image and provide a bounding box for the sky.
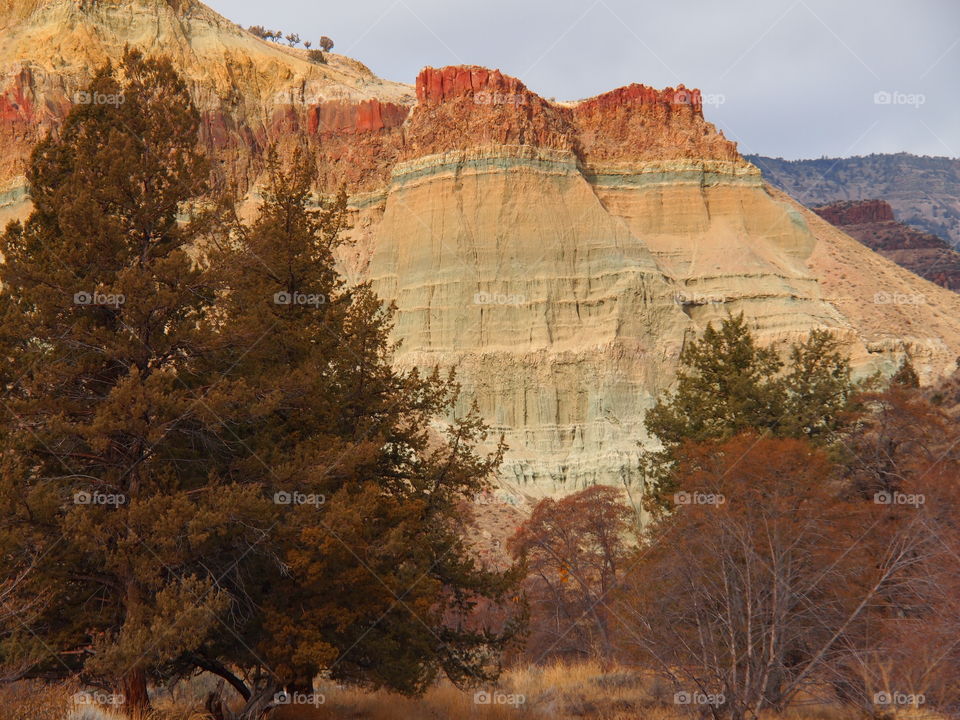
[205,0,960,160]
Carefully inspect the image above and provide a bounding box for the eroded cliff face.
[5,1,960,495]
[0,0,415,211]
[355,66,960,494]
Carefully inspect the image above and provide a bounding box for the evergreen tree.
[197,150,523,712]
[0,51,235,712]
[642,315,855,511]
[779,329,854,441]
[891,357,920,388]
[0,58,522,717]
[644,314,784,448]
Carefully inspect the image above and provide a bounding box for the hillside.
[747,153,960,249]
[813,199,960,291]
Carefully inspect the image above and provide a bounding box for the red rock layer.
[814,200,960,291]
[575,83,702,114]
[416,66,528,105]
[814,199,895,226]
[402,67,741,165]
[1,62,743,199]
[0,67,71,186]
[401,66,574,159]
[307,99,409,134]
[571,82,740,164]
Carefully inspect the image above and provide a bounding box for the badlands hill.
[814,199,960,291]
[4,0,960,494]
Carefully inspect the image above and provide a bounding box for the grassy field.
[0,661,905,720]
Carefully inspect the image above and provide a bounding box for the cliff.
[5,0,960,496]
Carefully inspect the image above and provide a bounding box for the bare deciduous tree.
[509,486,634,663]
[615,435,958,720]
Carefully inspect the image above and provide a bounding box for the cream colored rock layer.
[345,147,960,495]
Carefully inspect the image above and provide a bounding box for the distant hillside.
[813,199,960,291]
[746,153,960,249]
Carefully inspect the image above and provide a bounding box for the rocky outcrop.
[572,84,741,164]
[815,199,895,226]
[814,200,960,291]
[6,0,960,496]
[0,0,416,200]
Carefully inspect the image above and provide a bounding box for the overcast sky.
[206,0,959,160]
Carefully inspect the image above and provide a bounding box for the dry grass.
[1,663,944,720]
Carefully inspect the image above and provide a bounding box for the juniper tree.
[196,151,523,714]
[643,315,855,510]
[0,56,522,718]
[0,51,240,713]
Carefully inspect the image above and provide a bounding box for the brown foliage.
[509,486,636,663]
[615,434,959,720]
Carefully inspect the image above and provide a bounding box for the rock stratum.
[5,0,960,495]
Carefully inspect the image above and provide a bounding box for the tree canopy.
[0,52,521,718]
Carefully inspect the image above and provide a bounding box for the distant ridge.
[747,153,960,249]
[813,199,960,291]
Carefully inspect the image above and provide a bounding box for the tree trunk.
[207,678,280,720]
[120,666,150,717]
